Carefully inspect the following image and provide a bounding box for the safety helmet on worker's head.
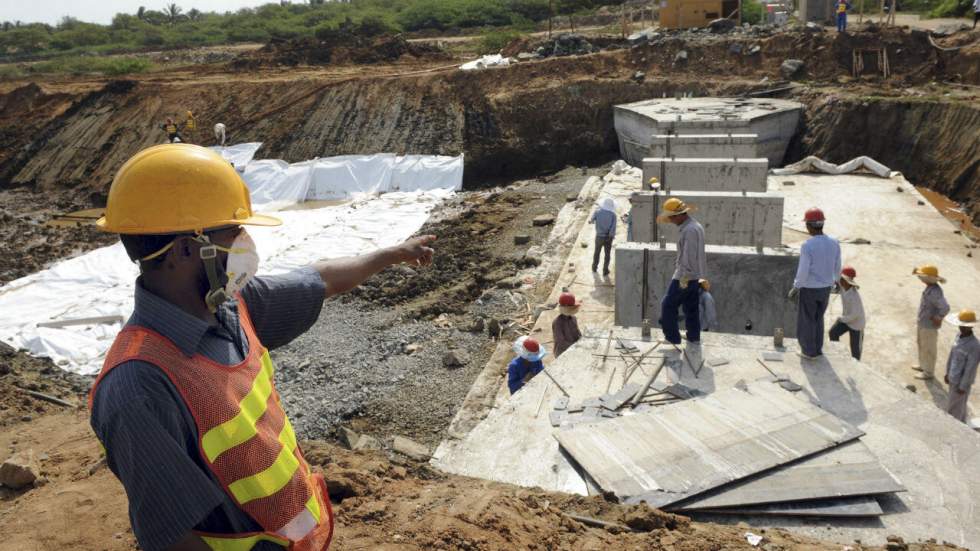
[945,309,978,328]
[840,266,858,287]
[97,143,281,235]
[558,292,581,315]
[513,336,547,362]
[656,197,694,223]
[912,264,946,284]
[803,207,825,225]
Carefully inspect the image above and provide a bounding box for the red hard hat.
[523,338,540,353]
[841,266,857,279]
[559,292,577,307]
[804,207,825,223]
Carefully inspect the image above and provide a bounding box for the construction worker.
[214,122,228,147]
[508,336,546,394]
[828,266,865,360]
[912,264,950,380]
[184,110,197,143]
[943,309,980,422]
[552,291,582,357]
[161,117,182,144]
[699,279,718,332]
[88,144,435,551]
[589,197,616,276]
[788,207,841,360]
[656,198,706,355]
[835,0,852,32]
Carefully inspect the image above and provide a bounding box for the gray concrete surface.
[649,134,759,159]
[613,242,799,336]
[432,328,980,549]
[629,190,783,247]
[642,157,769,192]
[614,97,802,167]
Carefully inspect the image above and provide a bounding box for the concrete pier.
[628,191,784,247]
[642,157,769,192]
[648,134,759,159]
[613,242,799,337]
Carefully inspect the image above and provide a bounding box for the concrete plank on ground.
[695,496,884,518]
[671,440,904,510]
[554,382,863,508]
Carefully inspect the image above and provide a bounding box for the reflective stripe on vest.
[90,298,333,550]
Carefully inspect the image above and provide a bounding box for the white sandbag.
[771,155,895,178]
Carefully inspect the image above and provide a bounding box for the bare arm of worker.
[165,533,212,551]
[314,235,436,298]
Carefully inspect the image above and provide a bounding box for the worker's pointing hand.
[396,234,436,267]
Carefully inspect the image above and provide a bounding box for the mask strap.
[193,234,228,313]
[139,241,175,262]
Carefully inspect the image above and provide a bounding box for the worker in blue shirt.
[508,336,547,394]
[835,0,852,32]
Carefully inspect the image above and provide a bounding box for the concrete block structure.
[642,157,769,192]
[628,191,784,247]
[648,134,759,159]
[614,97,802,167]
[614,242,799,337]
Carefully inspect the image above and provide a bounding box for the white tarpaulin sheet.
[460,54,512,71]
[0,145,462,375]
[771,156,895,178]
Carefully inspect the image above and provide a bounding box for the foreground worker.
[944,309,979,422]
[161,117,182,143]
[552,292,582,357]
[656,198,706,353]
[912,264,950,380]
[508,336,546,394]
[789,208,841,360]
[588,197,617,276]
[828,266,865,360]
[88,144,435,551]
[835,0,852,32]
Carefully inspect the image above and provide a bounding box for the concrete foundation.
[642,157,769,192]
[614,97,802,167]
[614,242,799,337]
[648,134,759,159]
[629,191,784,247]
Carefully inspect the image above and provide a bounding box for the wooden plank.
[694,496,884,518]
[673,440,905,510]
[554,383,864,508]
[600,383,643,411]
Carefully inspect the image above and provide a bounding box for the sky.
[0,0,281,26]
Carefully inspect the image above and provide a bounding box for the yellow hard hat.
[945,309,978,327]
[912,264,946,283]
[656,197,693,222]
[97,144,281,235]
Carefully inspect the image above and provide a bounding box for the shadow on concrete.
[923,378,950,411]
[687,511,887,530]
[799,355,869,427]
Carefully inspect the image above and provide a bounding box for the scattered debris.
[0,449,40,489]
[780,59,805,79]
[532,214,555,226]
[392,435,430,461]
[442,349,470,368]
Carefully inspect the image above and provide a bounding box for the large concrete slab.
[629,191,783,247]
[642,158,769,192]
[614,97,802,167]
[649,134,759,159]
[432,329,980,548]
[614,242,799,337]
[555,382,864,507]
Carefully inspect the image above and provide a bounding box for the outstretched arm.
[313,235,436,298]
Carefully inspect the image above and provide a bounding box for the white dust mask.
[218,230,260,296]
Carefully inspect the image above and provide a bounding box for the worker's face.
[165,226,242,298]
[668,214,685,226]
[961,327,973,337]
[840,280,852,291]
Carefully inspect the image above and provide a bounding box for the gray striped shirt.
[917,285,950,329]
[90,267,326,551]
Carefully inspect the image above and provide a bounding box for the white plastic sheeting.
[460,54,512,71]
[771,156,895,178]
[0,145,462,375]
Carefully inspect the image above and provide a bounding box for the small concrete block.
[778,380,803,392]
[762,351,784,362]
[549,411,566,427]
[553,396,570,411]
[353,434,383,451]
[708,357,730,366]
[581,398,603,408]
[0,449,39,489]
[599,409,619,418]
[532,215,555,227]
[582,406,602,418]
[340,427,361,450]
[514,234,531,245]
[392,436,430,461]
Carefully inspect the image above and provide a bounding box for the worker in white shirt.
[828,266,864,360]
[788,207,841,360]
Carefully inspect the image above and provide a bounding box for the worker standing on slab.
[835,0,852,32]
[161,117,182,144]
[788,208,841,360]
[552,292,582,358]
[589,197,616,277]
[699,279,718,333]
[912,264,950,380]
[508,336,546,394]
[88,144,435,551]
[214,123,227,147]
[184,110,197,143]
[656,198,706,355]
[828,266,865,361]
[943,310,979,422]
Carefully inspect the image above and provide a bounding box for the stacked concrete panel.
[642,158,769,192]
[628,191,784,248]
[614,97,803,167]
[648,134,759,159]
[614,243,799,337]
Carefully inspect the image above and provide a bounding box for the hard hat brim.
[912,270,946,284]
[656,206,693,223]
[945,312,978,327]
[96,212,282,234]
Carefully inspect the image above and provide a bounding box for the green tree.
[187,8,202,21]
[137,6,146,20]
[0,26,49,54]
[165,3,183,25]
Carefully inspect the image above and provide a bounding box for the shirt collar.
[130,279,214,357]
